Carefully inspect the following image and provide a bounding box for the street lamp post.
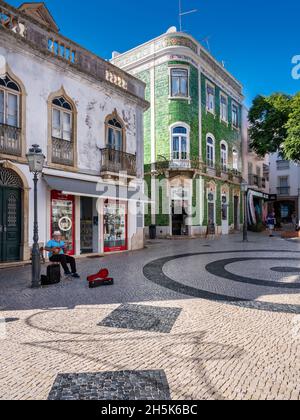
[241,180,249,242]
[26,145,45,288]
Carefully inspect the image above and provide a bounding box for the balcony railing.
[100,148,137,177]
[52,137,74,166]
[147,156,242,181]
[0,0,146,101]
[249,174,266,189]
[277,187,290,196]
[0,123,21,156]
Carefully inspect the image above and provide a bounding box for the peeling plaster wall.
[0,40,145,256]
[0,44,140,174]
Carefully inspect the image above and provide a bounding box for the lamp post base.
[31,245,41,289]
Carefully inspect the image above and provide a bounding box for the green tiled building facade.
[112,31,244,237]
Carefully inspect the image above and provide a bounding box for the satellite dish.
[166,26,177,34]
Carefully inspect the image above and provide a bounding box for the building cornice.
[114,44,244,104]
[111,31,243,100]
[0,29,149,110]
[0,0,149,110]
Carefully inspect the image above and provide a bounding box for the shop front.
[44,175,146,256]
[247,190,277,229]
[103,200,127,253]
[51,190,75,255]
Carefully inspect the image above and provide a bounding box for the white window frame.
[52,103,73,141]
[169,66,190,100]
[107,119,124,151]
[220,141,228,172]
[232,149,239,171]
[232,102,239,129]
[0,87,20,128]
[206,133,215,168]
[279,176,289,188]
[220,93,228,123]
[206,81,215,115]
[170,122,190,161]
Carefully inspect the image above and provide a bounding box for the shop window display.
[104,201,127,252]
[51,191,75,255]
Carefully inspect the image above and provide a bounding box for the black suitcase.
[41,264,61,286]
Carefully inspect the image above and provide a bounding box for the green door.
[0,187,21,262]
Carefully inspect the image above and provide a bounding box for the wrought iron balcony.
[147,156,242,182]
[100,148,137,177]
[52,137,74,166]
[249,174,261,188]
[154,155,203,172]
[248,174,267,190]
[277,187,290,196]
[0,123,22,156]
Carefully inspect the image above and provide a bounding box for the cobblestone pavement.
[0,233,299,400]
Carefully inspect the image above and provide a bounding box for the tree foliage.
[283,93,300,162]
[249,93,293,158]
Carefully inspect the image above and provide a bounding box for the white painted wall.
[0,45,140,173]
[0,38,146,257]
[242,107,269,193]
[269,153,300,197]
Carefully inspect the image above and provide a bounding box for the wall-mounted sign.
[58,216,72,232]
[208,193,214,202]
[51,191,75,255]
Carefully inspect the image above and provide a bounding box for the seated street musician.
[45,231,80,278]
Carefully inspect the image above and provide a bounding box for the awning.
[248,189,277,202]
[43,175,151,203]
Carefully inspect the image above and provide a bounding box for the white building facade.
[269,153,300,225]
[242,107,271,229]
[0,1,148,263]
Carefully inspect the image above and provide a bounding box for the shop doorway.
[0,168,23,262]
[208,202,215,225]
[172,201,188,236]
[0,186,21,262]
[221,194,229,235]
[80,197,93,254]
[275,201,296,224]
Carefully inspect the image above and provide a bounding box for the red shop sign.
[50,190,75,255]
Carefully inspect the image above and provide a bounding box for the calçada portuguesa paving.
[0,233,299,400]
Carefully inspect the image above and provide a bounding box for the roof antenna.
[179,0,198,32]
[201,35,211,52]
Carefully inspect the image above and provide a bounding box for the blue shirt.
[46,240,65,258]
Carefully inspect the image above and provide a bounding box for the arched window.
[107,117,123,151]
[233,149,239,171]
[221,142,228,171]
[51,96,74,166]
[206,136,215,168]
[0,75,20,127]
[52,97,73,141]
[171,126,189,160]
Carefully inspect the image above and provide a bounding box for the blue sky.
[10,0,300,107]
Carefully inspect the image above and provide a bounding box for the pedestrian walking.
[266,213,276,237]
